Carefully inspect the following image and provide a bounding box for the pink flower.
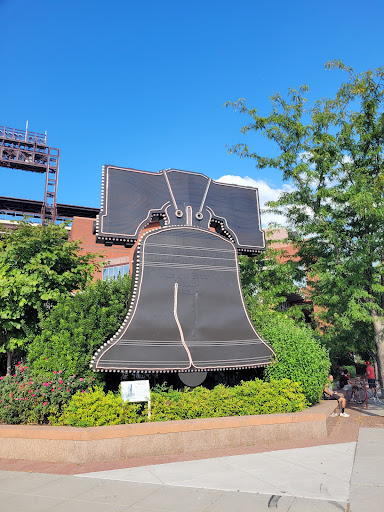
[25,398,28,401]
[58,387,61,390]
[59,370,62,373]
[80,378,84,381]
[81,390,85,393]
[28,390,32,393]
[51,389,55,392]
[0,377,3,380]
[54,371,58,374]
[67,389,70,392]
[31,394,35,397]
[42,393,45,396]
[59,380,63,384]
[43,383,48,387]
[44,358,48,361]
[15,381,18,384]
[10,393,13,397]
[43,402,47,406]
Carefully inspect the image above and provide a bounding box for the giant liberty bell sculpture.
[92,166,274,380]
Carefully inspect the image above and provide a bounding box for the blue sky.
[1,0,383,223]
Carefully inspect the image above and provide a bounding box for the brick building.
[69,216,163,280]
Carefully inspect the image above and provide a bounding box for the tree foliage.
[238,238,329,403]
[0,220,98,372]
[227,61,384,388]
[239,240,307,330]
[27,276,132,380]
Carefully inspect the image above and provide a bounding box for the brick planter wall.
[0,401,337,463]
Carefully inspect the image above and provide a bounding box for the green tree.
[27,276,131,379]
[239,241,329,403]
[227,61,384,390]
[239,239,307,330]
[0,220,98,374]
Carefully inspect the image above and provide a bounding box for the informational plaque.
[121,380,150,402]
[121,380,151,418]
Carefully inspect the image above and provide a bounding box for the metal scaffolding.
[0,125,59,224]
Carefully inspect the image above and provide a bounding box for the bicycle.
[349,379,382,407]
[365,381,383,403]
[349,384,365,404]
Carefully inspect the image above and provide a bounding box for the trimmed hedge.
[53,386,144,427]
[52,378,308,427]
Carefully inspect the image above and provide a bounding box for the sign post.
[121,380,151,419]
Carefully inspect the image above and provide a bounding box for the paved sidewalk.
[0,442,356,512]
[349,428,384,511]
[1,418,384,511]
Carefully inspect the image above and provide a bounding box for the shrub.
[344,365,357,378]
[27,276,131,380]
[262,318,330,405]
[0,363,94,424]
[2,373,308,426]
[150,378,307,422]
[53,386,145,427]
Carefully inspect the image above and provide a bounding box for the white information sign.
[121,380,151,418]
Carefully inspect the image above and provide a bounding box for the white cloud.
[217,175,294,227]
[342,155,353,164]
[299,151,312,163]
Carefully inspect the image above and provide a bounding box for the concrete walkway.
[1,425,384,511]
[0,441,355,512]
[349,427,384,511]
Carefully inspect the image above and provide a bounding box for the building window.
[102,264,129,280]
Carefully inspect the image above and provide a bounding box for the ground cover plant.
[51,378,308,427]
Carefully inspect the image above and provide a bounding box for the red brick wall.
[70,217,161,280]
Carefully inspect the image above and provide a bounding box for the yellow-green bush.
[52,386,144,427]
[150,379,307,421]
[53,379,308,427]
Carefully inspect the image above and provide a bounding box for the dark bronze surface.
[93,227,273,371]
[96,166,265,254]
[93,166,274,373]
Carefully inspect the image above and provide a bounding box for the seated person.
[340,369,352,391]
[324,374,350,417]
